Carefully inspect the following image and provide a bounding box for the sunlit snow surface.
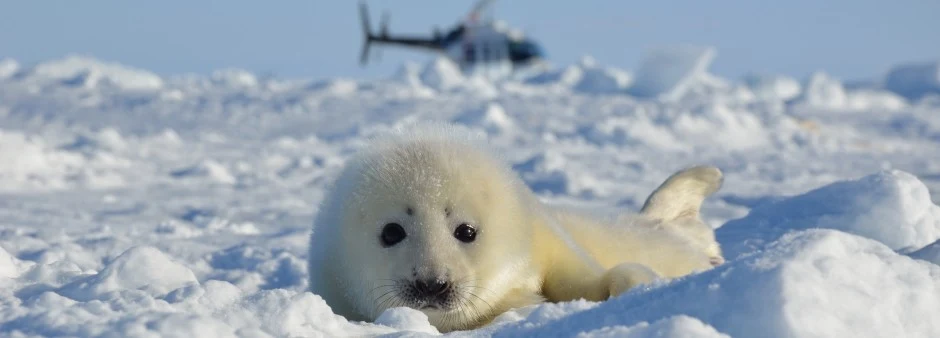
[1,54,940,337]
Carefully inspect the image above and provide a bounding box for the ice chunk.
[58,246,198,301]
[884,61,940,101]
[626,46,716,100]
[909,239,940,265]
[718,170,940,259]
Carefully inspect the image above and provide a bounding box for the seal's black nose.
[414,279,449,297]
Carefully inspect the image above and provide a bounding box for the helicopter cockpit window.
[444,25,465,44]
[508,40,544,62]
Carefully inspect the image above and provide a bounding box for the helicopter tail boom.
[358,1,445,66]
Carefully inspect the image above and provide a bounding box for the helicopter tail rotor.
[358,1,374,66]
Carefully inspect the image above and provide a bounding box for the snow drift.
[1,54,940,337]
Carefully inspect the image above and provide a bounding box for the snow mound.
[909,240,940,265]
[572,56,633,94]
[496,315,729,338]
[22,55,164,90]
[58,246,198,301]
[0,130,91,192]
[211,69,259,87]
[521,57,632,94]
[0,58,18,79]
[743,73,802,101]
[418,57,497,97]
[524,64,584,87]
[583,101,776,152]
[453,102,516,134]
[794,72,908,111]
[217,290,393,337]
[374,307,440,334]
[498,230,940,338]
[1,245,30,279]
[884,60,940,101]
[170,159,237,185]
[673,103,772,150]
[626,46,716,100]
[797,72,849,109]
[308,78,358,96]
[718,170,940,259]
[420,57,466,90]
[513,151,571,195]
[392,61,426,88]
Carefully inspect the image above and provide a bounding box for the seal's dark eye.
[454,223,477,243]
[381,223,406,247]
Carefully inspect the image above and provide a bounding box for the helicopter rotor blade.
[465,0,496,24]
[380,11,390,38]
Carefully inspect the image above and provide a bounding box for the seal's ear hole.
[454,223,477,243]
[381,223,407,247]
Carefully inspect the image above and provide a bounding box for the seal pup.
[308,124,723,332]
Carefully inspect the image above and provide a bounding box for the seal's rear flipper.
[640,166,723,222]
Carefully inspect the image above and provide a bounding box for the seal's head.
[309,127,539,331]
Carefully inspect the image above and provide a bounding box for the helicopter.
[357,0,548,79]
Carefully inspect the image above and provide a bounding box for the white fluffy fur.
[308,123,724,332]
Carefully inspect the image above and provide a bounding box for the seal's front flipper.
[604,263,661,297]
[640,165,722,222]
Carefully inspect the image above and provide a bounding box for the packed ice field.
[0,49,939,337]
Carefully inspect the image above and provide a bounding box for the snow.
[792,72,908,111]
[520,56,632,94]
[58,246,199,301]
[1,53,940,337]
[17,55,164,91]
[374,307,440,335]
[0,58,19,79]
[572,56,633,94]
[495,230,940,338]
[743,73,802,101]
[718,170,940,258]
[453,102,516,135]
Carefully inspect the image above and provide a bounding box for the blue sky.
[1,0,938,81]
